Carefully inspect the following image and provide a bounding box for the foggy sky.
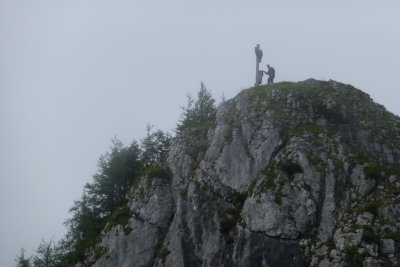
[0,1,399,266]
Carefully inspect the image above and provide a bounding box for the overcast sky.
[0,0,399,266]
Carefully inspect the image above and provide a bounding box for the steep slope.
[78,79,400,267]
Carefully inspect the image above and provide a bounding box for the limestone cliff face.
[80,79,400,267]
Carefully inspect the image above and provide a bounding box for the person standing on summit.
[264,64,275,84]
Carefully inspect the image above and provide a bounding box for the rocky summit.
[78,79,400,267]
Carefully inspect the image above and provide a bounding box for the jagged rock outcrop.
[80,79,400,267]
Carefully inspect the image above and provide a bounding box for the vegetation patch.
[272,81,326,93]
[343,245,364,267]
[334,159,344,171]
[230,191,247,206]
[302,183,312,192]
[220,207,241,233]
[364,163,385,181]
[383,228,400,242]
[314,103,346,123]
[325,240,337,250]
[362,200,382,217]
[223,234,235,244]
[259,163,280,191]
[146,165,173,181]
[262,162,278,177]
[220,217,237,233]
[124,226,133,235]
[180,187,188,200]
[289,123,325,138]
[260,178,277,191]
[224,126,233,143]
[159,248,171,263]
[106,205,132,232]
[381,181,399,194]
[247,179,257,196]
[280,161,303,176]
[362,225,380,244]
[94,246,107,260]
[350,148,375,165]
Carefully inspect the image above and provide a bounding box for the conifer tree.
[32,239,58,267]
[15,249,31,267]
[176,82,216,135]
[140,125,172,166]
[85,138,142,216]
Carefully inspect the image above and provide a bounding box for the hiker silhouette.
[264,64,275,84]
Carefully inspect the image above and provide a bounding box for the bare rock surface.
[80,79,400,267]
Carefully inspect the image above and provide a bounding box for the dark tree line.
[61,129,172,265]
[16,83,217,267]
